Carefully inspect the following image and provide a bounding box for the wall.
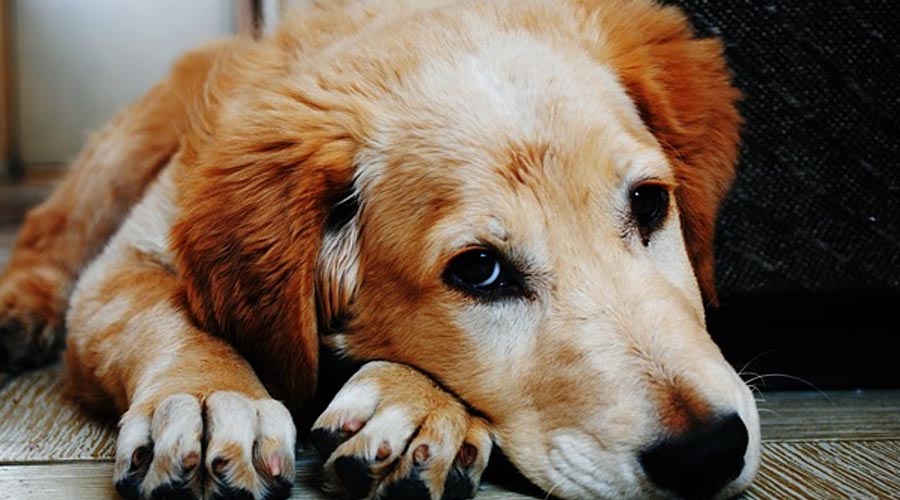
[0,2,9,173]
[14,0,235,166]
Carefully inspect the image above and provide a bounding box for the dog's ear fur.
[171,59,360,416]
[591,1,742,304]
[317,186,362,336]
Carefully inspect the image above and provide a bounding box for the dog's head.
[175,1,759,498]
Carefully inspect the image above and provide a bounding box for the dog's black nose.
[639,413,748,500]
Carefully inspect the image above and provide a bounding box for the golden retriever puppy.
[0,0,759,499]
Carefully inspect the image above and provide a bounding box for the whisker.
[544,480,561,500]
[743,373,834,404]
[756,407,780,417]
[741,371,770,402]
[746,380,765,398]
[742,374,768,386]
[736,350,778,377]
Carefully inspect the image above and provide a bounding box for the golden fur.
[0,1,759,499]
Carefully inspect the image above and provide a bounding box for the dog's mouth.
[483,414,757,500]
[482,373,761,500]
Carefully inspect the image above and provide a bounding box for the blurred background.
[0,0,284,175]
[1,0,898,390]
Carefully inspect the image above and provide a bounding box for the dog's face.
[314,15,760,500]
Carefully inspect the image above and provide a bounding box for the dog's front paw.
[0,265,68,372]
[310,361,492,500]
[114,392,296,500]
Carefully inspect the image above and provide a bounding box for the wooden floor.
[2,179,899,499]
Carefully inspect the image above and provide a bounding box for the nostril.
[640,413,748,500]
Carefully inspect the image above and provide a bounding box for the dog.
[0,0,760,499]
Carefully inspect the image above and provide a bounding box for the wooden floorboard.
[2,442,900,500]
[0,365,116,462]
[756,389,900,442]
[747,440,900,499]
[0,460,547,500]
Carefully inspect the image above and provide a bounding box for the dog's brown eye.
[443,249,525,301]
[631,183,670,245]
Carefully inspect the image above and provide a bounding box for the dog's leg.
[311,361,493,500]
[0,44,222,371]
[65,170,296,500]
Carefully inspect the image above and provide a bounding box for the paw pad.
[334,455,374,498]
[412,444,430,465]
[382,471,431,500]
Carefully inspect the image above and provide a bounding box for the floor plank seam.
[0,459,116,466]
[762,437,900,444]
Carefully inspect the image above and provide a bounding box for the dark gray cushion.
[666,0,900,298]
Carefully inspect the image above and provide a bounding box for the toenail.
[341,419,364,435]
[267,455,283,477]
[182,452,199,471]
[212,456,229,476]
[376,441,391,461]
[131,446,152,469]
[413,444,430,465]
[457,443,477,468]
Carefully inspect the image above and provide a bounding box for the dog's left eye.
[443,249,525,300]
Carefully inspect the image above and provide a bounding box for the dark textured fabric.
[664,0,900,298]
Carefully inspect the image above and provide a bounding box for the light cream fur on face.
[324,14,760,500]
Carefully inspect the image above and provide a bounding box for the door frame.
[1,1,21,180]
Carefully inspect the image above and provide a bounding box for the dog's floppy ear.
[599,2,741,304]
[171,74,360,418]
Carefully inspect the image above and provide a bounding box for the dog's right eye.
[630,182,670,246]
[443,249,525,301]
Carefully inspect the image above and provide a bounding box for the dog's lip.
[548,447,615,499]
[482,446,550,498]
